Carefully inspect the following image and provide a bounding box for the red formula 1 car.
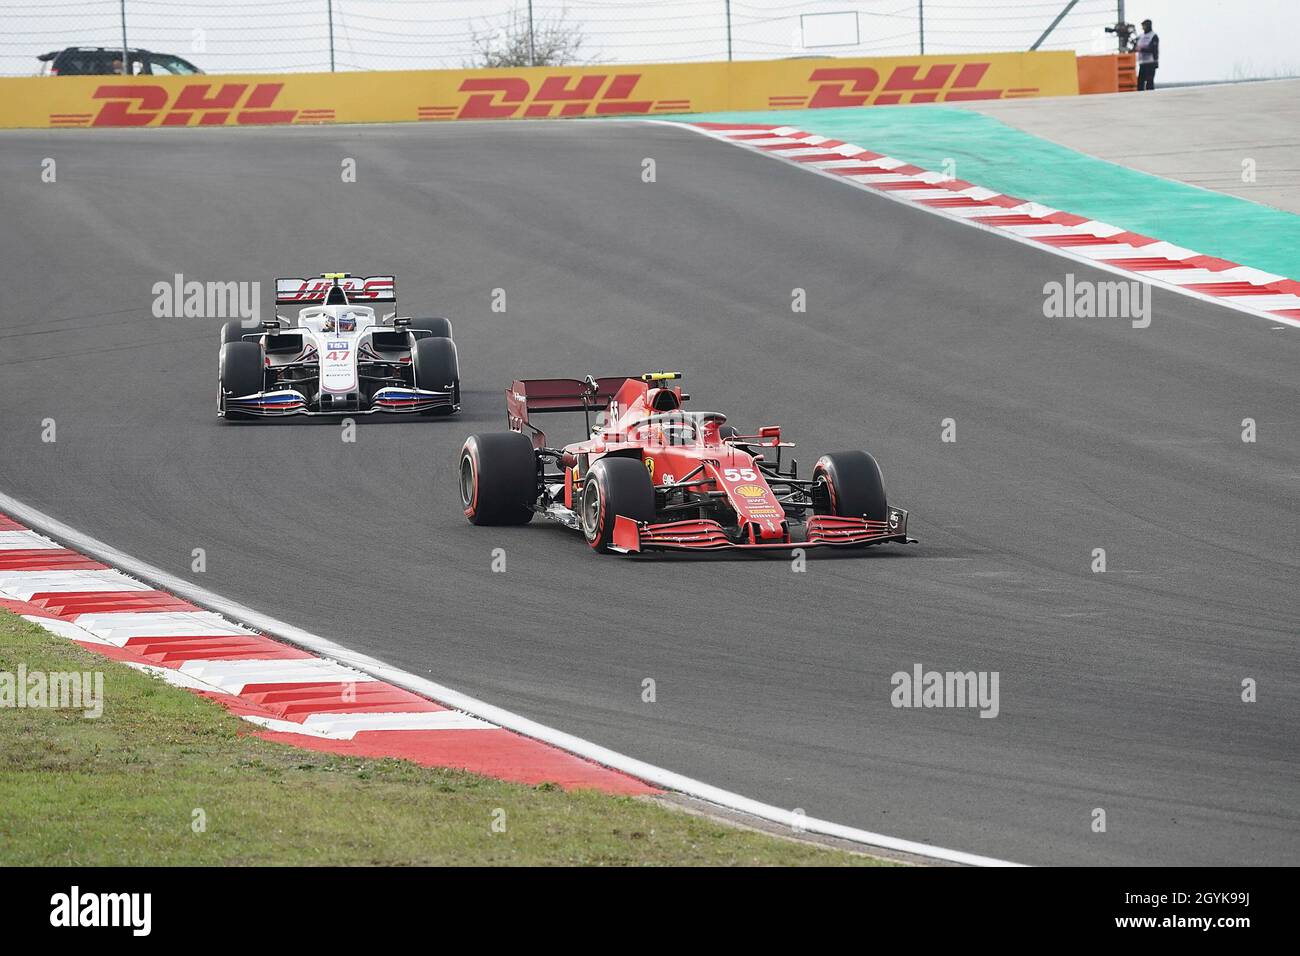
[458,372,914,554]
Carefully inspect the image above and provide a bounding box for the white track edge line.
[0,490,1019,867]
[659,120,1300,330]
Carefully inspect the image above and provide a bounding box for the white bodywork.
[219,274,457,418]
[291,304,384,396]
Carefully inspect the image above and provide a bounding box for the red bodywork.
[506,375,911,553]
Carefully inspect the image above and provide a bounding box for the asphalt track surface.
[1,121,1296,866]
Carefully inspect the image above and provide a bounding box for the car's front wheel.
[581,457,656,552]
[412,336,459,414]
[812,451,887,521]
[218,341,264,420]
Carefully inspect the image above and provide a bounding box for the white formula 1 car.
[217,273,459,419]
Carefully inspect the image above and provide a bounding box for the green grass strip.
[0,609,885,866]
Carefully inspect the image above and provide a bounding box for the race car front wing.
[223,386,456,417]
[610,507,915,553]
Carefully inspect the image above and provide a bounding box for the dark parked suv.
[38,47,203,76]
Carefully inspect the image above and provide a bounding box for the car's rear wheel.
[219,341,264,420]
[220,319,260,346]
[812,451,887,521]
[460,433,537,526]
[408,317,453,338]
[581,457,656,552]
[412,336,460,414]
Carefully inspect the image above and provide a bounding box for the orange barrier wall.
[0,51,1079,129]
[1077,53,1137,94]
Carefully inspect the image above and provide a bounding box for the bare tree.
[469,5,587,68]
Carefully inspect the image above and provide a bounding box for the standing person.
[1135,19,1159,90]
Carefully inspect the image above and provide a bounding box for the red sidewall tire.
[813,451,887,522]
[459,433,536,526]
[584,475,601,548]
[582,457,656,552]
[461,446,481,521]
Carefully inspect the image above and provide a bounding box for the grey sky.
[3,0,1296,83]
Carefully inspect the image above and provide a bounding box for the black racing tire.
[460,433,537,526]
[220,319,260,346]
[219,341,264,420]
[409,317,453,338]
[812,451,888,522]
[581,457,656,552]
[412,336,460,414]
[719,424,740,440]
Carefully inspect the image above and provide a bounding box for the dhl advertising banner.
[0,51,1077,130]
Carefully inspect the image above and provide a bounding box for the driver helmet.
[655,415,695,446]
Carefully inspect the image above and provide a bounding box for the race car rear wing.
[507,376,631,448]
[275,274,396,306]
[508,377,627,414]
[507,373,691,448]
